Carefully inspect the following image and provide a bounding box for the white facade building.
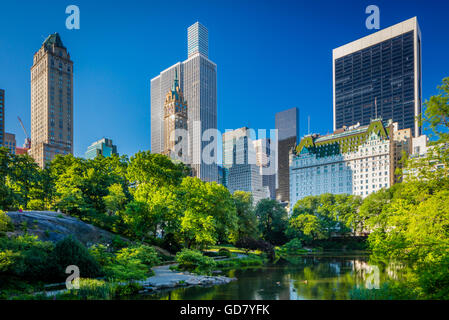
[290,119,402,208]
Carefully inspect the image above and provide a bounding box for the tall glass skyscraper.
[151,22,218,182]
[275,107,299,204]
[333,17,422,137]
[188,22,208,58]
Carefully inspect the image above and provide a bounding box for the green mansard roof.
[43,33,65,49]
[295,119,392,158]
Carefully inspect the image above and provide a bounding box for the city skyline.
[0,1,448,160]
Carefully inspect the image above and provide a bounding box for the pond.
[138,252,406,300]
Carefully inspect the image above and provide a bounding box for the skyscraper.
[85,138,118,160]
[163,70,188,162]
[333,17,422,137]
[275,107,299,204]
[253,138,276,199]
[0,89,4,148]
[222,127,266,204]
[151,22,217,182]
[4,132,16,154]
[29,33,73,168]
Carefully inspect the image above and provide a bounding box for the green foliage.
[288,194,363,244]
[0,210,10,232]
[53,236,101,279]
[350,282,416,300]
[232,191,258,243]
[175,249,217,274]
[218,248,232,258]
[215,255,264,270]
[89,244,157,281]
[281,238,303,253]
[255,198,288,245]
[0,235,55,282]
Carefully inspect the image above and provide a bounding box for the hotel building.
[289,119,411,208]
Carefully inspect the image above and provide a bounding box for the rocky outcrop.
[136,264,236,294]
[6,211,129,247]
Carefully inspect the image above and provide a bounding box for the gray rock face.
[6,211,128,247]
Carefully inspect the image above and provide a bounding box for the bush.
[282,238,303,253]
[218,248,232,258]
[235,237,275,261]
[53,237,101,279]
[0,235,55,282]
[175,249,216,274]
[0,210,10,232]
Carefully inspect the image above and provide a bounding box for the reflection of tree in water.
[141,255,404,300]
[289,256,368,300]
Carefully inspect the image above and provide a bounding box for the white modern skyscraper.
[151,22,218,182]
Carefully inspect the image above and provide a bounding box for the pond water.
[139,252,405,300]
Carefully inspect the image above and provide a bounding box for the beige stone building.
[29,33,73,168]
[163,70,188,162]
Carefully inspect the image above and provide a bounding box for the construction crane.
[17,116,31,149]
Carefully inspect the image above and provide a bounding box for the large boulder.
[6,211,128,247]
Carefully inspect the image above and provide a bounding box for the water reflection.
[139,253,404,300]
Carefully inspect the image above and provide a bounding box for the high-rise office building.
[333,17,422,137]
[275,107,299,204]
[29,33,73,168]
[223,127,266,204]
[0,89,4,148]
[253,138,276,199]
[4,132,16,154]
[151,22,217,182]
[163,70,188,162]
[85,138,118,160]
[188,22,208,58]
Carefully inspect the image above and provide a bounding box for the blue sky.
[0,0,448,158]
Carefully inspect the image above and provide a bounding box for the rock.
[6,211,130,246]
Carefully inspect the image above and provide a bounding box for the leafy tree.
[232,191,259,242]
[205,182,237,244]
[177,177,217,248]
[255,198,288,245]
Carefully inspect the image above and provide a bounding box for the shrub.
[235,237,275,261]
[282,238,303,252]
[27,199,45,211]
[175,249,216,274]
[218,248,232,258]
[0,210,10,232]
[53,236,101,279]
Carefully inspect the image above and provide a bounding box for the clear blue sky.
[0,0,448,158]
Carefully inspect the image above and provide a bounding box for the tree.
[232,191,259,242]
[255,198,288,245]
[206,182,237,244]
[177,177,218,249]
